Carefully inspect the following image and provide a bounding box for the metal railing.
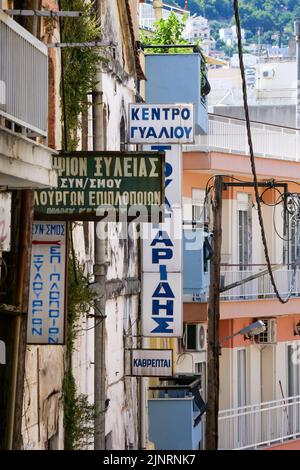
[219,395,300,449]
[220,268,300,301]
[0,12,48,136]
[193,114,300,161]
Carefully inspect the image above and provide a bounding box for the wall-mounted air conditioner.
[183,323,207,351]
[256,319,277,344]
[262,69,275,79]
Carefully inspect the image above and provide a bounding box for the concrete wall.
[213,105,296,128]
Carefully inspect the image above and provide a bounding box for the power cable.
[234,0,292,303]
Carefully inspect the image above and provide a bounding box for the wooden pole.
[205,176,222,450]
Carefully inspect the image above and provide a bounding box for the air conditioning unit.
[256,319,277,344]
[262,69,275,79]
[183,323,207,351]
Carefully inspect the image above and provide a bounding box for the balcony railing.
[219,395,300,450]
[220,268,300,301]
[0,12,48,137]
[189,113,300,161]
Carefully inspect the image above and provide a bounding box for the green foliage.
[141,12,192,53]
[63,370,97,450]
[168,0,300,47]
[64,250,97,449]
[60,0,104,150]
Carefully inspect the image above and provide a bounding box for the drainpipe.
[153,0,163,21]
[93,1,107,451]
[8,190,34,449]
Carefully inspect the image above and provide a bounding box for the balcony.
[218,395,300,450]
[0,12,56,188]
[148,375,206,450]
[220,268,300,301]
[0,12,48,137]
[185,113,300,161]
[144,46,209,134]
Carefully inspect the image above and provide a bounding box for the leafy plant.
[63,370,97,450]
[60,0,105,150]
[64,250,96,449]
[141,12,192,53]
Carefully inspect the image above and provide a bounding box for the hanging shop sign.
[34,151,165,222]
[131,349,173,377]
[142,272,182,337]
[0,192,11,252]
[142,145,182,273]
[141,144,183,337]
[129,104,195,144]
[27,221,67,345]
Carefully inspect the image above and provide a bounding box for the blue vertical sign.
[129,104,194,337]
[27,221,67,345]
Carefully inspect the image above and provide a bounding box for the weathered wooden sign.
[34,151,165,221]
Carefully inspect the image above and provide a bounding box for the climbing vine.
[63,251,96,449]
[60,0,105,150]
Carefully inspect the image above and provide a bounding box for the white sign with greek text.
[131,349,173,377]
[129,104,194,144]
[27,221,66,345]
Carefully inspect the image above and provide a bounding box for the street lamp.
[220,320,266,347]
[205,319,266,450]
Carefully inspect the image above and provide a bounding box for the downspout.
[8,190,34,449]
[93,0,107,451]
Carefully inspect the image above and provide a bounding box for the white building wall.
[22,346,65,449]
[91,0,140,450]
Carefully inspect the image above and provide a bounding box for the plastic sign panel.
[129,104,194,144]
[142,145,182,272]
[0,192,11,251]
[27,221,67,345]
[142,272,183,337]
[142,143,183,337]
[34,151,165,222]
[131,349,173,377]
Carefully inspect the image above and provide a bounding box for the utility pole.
[205,175,222,450]
[93,1,106,451]
[153,0,163,21]
[294,19,300,129]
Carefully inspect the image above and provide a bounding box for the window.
[289,214,300,267]
[237,349,247,445]
[192,188,205,223]
[287,344,300,433]
[195,361,206,400]
[237,193,252,271]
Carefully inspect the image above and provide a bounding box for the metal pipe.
[93,0,106,451]
[7,189,34,449]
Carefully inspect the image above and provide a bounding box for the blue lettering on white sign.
[133,358,171,368]
[30,223,64,344]
[130,126,192,141]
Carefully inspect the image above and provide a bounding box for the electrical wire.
[234,0,293,304]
